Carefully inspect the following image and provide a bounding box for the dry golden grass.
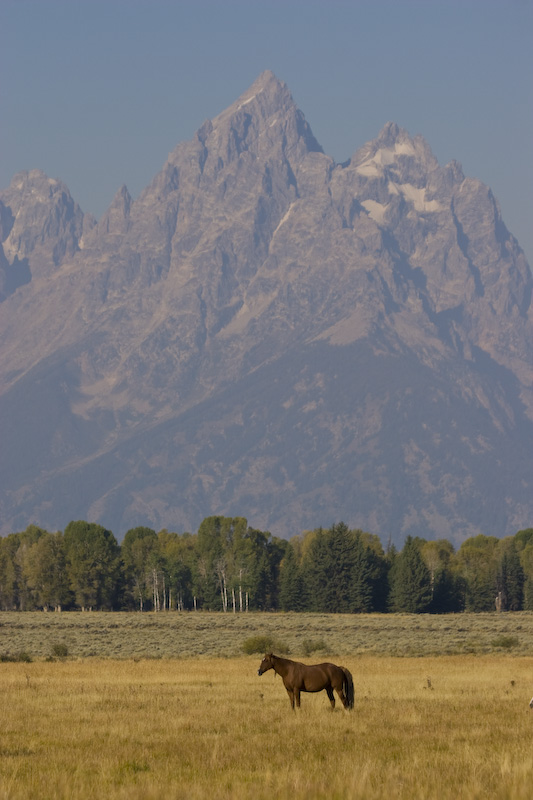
[1,655,532,799]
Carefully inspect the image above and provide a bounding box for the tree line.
[0,517,532,613]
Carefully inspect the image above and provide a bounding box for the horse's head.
[258,653,275,676]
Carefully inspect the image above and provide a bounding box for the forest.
[0,517,532,614]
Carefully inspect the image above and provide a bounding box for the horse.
[258,652,354,711]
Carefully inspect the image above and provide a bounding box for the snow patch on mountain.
[388,182,443,213]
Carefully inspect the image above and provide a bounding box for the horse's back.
[317,662,345,680]
[297,662,341,692]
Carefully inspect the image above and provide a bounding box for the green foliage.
[430,568,464,613]
[0,651,32,662]
[241,635,289,655]
[64,521,121,610]
[497,540,524,611]
[23,532,71,610]
[456,535,499,611]
[514,528,533,549]
[51,643,69,659]
[490,635,519,650]
[121,527,159,611]
[1,517,532,616]
[299,524,386,613]
[389,536,432,612]
[279,542,308,611]
[301,638,328,656]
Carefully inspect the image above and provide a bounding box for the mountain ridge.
[1,71,531,543]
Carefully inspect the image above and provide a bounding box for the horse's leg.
[294,688,301,709]
[326,686,335,710]
[336,687,349,709]
[286,688,295,710]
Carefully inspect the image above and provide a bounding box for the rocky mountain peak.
[189,70,322,169]
[217,70,294,123]
[98,184,132,236]
[376,120,403,146]
[351,121,439,181]
[0,169,87,288]
[235,69,290,107]
[0,73,531,543]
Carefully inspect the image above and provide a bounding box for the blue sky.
[2,0,532,263]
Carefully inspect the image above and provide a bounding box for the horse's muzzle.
[257,669,263,675]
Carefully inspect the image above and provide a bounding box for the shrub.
[242,635,290,655]
[0,652,32,663]
[302,638,328,656]
[51,643,69,659]
[490,635,519,650]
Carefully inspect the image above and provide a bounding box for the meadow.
[2,610,533,660]
[1,612,533,799]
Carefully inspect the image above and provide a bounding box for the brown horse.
[258,653,354,711]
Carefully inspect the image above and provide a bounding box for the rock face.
[0,71,531,544]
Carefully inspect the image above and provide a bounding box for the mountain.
[1,71,531,545]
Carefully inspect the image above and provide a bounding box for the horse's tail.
[342,667,355,710]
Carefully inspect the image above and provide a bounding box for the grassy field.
[1,613,533,799]
[1,654,532,799]
[1,610,533,660]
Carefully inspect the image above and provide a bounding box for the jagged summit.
[161,71,322,181]
[98,184,132,236]
[234,69,289,104]
[215,70,293,122]
[0,74,531,543]
[376,121,404,145]
[351,121,439,177]
[0,169,86,276]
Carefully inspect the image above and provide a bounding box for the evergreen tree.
[430,567,463,612]
[350,534,376,612]
[242,527,281,610]
[280,540,309,610]
[389,536,432,612]
[524,577,533,611]
[265,535,287,610]
[357,532,389,612]
[496,541,524,611]
[301,528,330,612]
[326,523,356,613]
[514,529,533,611]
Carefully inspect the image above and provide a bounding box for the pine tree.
[326,523,356,613]
[301,528,330,612]
[430,568,463,612]
[389,536,432,613]
[523,577,533,611]
[350,535,376,612]
[497,542,524,611]
[279,543,306,610]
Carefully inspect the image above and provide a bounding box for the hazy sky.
[2,0,532,263]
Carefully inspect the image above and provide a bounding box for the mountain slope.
[1,71,531,544]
